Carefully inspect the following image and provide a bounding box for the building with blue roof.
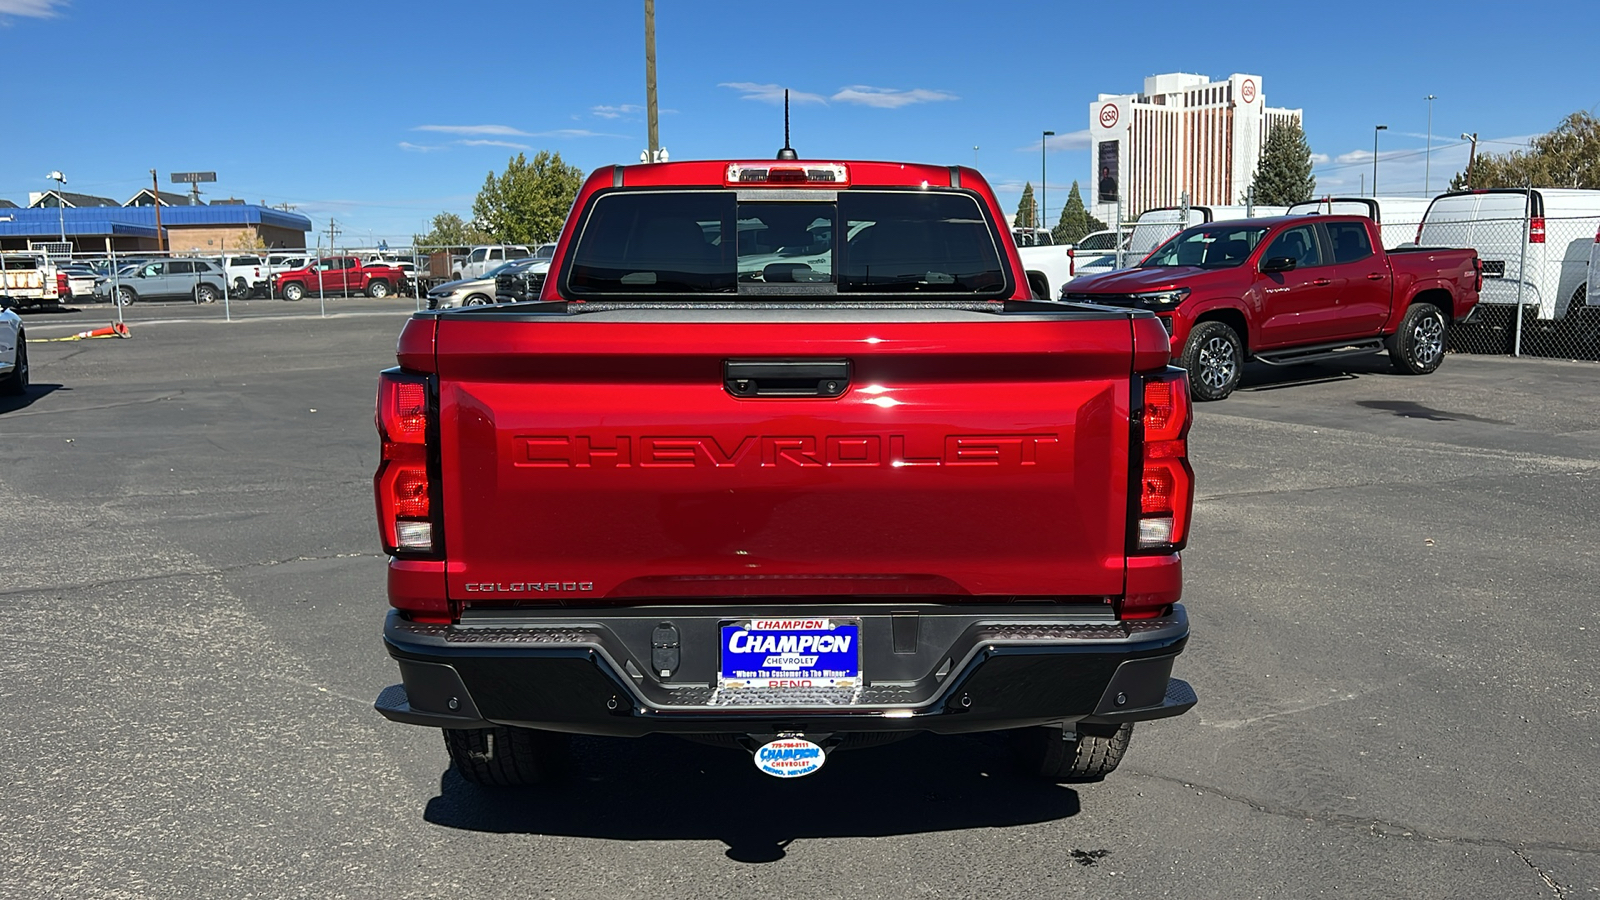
[0,199,313,253]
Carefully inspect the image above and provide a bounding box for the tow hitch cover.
[754,737,826,778]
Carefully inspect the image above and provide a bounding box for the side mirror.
[0,295,16,311]
[1261,256,1297,274]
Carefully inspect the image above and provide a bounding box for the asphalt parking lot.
[3,301,1598,898]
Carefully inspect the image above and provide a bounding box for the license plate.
[718,618,860,690]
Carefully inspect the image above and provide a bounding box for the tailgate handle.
[724,358,851,398]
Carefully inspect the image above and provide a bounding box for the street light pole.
[47,171,67,245]
[1461,132,1479,190]
[1372,125,1388,197]
[1424,95,1436,195]
[1041,131,1055,233]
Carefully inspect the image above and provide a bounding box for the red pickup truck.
[372,157,1198,784]
[274,256,403,301]
[1063,215,1481,400]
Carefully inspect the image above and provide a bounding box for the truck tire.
[1013,722,1134,782]
[0,337,28,396]
[443,725,567,786]
[1385,302,1446,375]
[233,277,253,298]
[1181,320,1244,401]
[366,279,391,299]
[281,282,305,302]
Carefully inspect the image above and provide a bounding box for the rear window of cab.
[563,189,1009,299]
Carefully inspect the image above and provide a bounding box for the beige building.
[1088,73,1303,219]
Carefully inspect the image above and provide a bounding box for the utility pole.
[151,169,165,253]
[325,219,340,255]
[1372,125,1387,197]
[644,0,659,160]
[1461,133,1479,190]
[1041,130,1054,233]
[1424,95,1436,195]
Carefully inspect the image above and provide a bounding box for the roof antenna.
[776,89,798,160]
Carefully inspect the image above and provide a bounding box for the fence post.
[1513,188,1530,357]
[105,238,123,328]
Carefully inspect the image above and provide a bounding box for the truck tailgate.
[433,307,1135,605]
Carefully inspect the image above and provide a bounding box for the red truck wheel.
[1182,321,1244,401]
[281,282,305,302]
[367,280,391,299]
[1386,303,1446,375]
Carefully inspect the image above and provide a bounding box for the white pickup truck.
[454,244,532,280]
[0,252,66,309]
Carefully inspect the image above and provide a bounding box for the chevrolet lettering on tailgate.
[516,434,1061,468]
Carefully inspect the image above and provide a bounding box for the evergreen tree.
[1449,112,1600,190]
[1052,181,1097,244]
[1251,121,1317,206]
[1014,182,1036,230]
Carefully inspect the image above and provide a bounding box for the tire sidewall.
[1183,321,1244,401]
[368,280,390,299]
[283,283,304,302]
[1395,304,1446,375]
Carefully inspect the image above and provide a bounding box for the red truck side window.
[1262,225,1324,269]
[1324,221,1374,264]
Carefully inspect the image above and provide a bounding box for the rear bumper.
[374,604,1195,737]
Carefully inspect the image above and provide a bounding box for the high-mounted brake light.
[375,370,437,555]
[1133,369,1193,554]
[725,162,850,187]
[1530,216,1546,244]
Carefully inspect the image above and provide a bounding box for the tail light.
[1132,368,1193,554]
[56,272,69,295]
[1473,256,1483,292]
[1593,225,1599,244]
[1530,217,1545,244]
[1414,222,1424,244]
[1067,247,1076,276]
[375,369,438,556]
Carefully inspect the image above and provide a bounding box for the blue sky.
[2,0,1595,243]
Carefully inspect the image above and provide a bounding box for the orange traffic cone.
[73,322,131,340]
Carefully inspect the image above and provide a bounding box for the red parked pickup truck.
[372,156,1198,784]
[1063,215,1481,400]
[274,256,404,301]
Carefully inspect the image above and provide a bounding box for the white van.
[1416,189,1600,320]
[1286,196,1432,250]
[1125,204,1289,260]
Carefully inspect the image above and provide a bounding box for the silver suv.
[95,259,227,305]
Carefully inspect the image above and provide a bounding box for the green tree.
[1449,112,1600,190]
[1014,182,1036,230]
[1051,181,1106,245]
[412,212,490,249]
[1251,121,1317,206]
[472,151,585,245]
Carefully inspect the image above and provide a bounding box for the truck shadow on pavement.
[0,383,67,413]
[1234,355,1396,394]
[423,731,1081,862]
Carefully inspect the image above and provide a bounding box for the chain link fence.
[1421,213,1600,362]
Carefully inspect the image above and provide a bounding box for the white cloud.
[830,85,957,108]
[0,0,66,19]
[1038,130,1092,151]
[413,124,531,137]
[528,128,628,139]
[592,104,644,119]
[398,142,444,153]
[456,139,532,150]
[1309,153,1331,165]
[719,82,827,105]
[1335,149,1371,165]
